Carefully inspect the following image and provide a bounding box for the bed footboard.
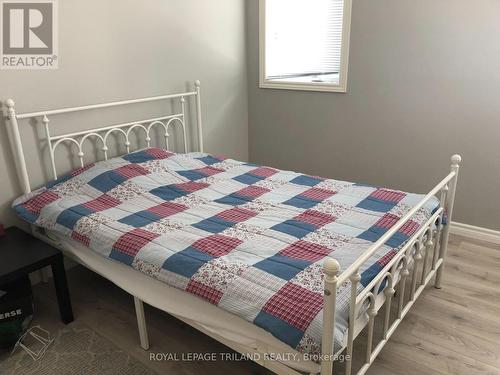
[321,154,461,375]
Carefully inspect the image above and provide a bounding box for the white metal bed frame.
[5,81,461,375]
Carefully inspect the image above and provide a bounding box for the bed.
[5,81,461,375]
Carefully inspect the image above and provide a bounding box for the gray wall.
[247,0,500,230]
[0,0,248,227]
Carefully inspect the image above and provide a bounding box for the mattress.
[13,148,440,358]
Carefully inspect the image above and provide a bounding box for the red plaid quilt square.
[23,190,60,214]
[371,189,406,203]
[115,164,150,179]
[186,280,223,305]
[377,250,397,267]
[236,185,270,198]
[197,166,224,177]
[300,188,335,201]
[249,167,278,178]
[71,231,91,247]
[145,148,174,159]
[295,210,336,228]
[262,283,323,331]
[279,240,331,262]
[148,202,187,218]
[82,194,121,212]
[192,235,243,257]
[216,208,257,223]
[375,213,400,229]
[113,228,160,256]
[174,181,209,193]
[400,220,419,236]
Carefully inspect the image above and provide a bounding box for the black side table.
[0,227,74,324]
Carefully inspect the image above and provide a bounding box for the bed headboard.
[5,80,203,195]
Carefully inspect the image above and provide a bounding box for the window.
[259,0,352,93]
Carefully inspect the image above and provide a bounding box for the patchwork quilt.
[13,148,439,356]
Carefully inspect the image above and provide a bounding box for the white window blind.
[264,0,345,80]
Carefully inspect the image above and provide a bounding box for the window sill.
[260,73,346,93]
[259,80,347,93]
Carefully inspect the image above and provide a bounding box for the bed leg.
[435,155,461,289]
[134,296,150,350]
[321,257,340,375]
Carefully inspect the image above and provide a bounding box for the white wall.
[0,0,248,227]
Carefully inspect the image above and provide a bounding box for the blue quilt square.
[356,197,397,213]
[358,227,409,249]
[215,194,250,206]
[56,206,93,229]
[14,204,38,224]
[150,186,186,201]
[254,255,310,280]
[361,262,383,287]
[271,220,315,239]
[119,211,160,228]
[385,232,409,248]
[282,196,319,209]
[162,247,215,278]
[290,175,323,187]
[109,248,135,266]
[197,156,222,165]
[357,227,385,243]
[254,311,304,348]
[177,170,206,181]
[193,217,233,234]
[88,171,127,193]
[122,150,153,163]
[233,173,262,185]
[167,185,193,196]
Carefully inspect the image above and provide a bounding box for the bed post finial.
[324,257,340,276]
[5,99,31,194]
[321,257,340,375]
[194,80,204,153]
[451,154,462,167]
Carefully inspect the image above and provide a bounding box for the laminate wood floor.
[12,235,500,375]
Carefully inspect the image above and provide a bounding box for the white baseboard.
[450,222,500,245]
